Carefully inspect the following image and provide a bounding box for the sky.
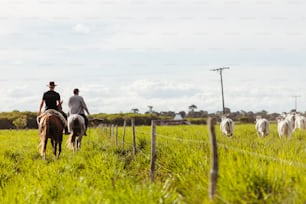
[0,0,306,114]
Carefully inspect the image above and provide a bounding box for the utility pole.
[292,95,300,111]
[211,67,230,114]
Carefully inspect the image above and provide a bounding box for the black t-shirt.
[43,90,60,110]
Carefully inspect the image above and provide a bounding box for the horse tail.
[39,115,50,156]
[74,117,80,128]
[67,117,79,150]
[67,133,76,150]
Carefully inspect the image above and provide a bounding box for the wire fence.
[97,122,306,169]
[96,120,306,203]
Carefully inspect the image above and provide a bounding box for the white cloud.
[1,1,306,114]
[73,24,90,34]
[121,80,199,99]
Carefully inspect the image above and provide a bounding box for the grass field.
[0,123,305,204]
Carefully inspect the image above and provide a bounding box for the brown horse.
[37,110,66,159]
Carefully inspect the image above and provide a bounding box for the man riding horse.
[38,81,69,134]
[68,88,90,135]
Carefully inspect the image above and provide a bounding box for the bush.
[13,117,27,129]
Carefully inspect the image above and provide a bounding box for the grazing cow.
[283,112,296,132]
[220,117,234,137]
[294,113,306,131]
[255,118,269,137]
[277,117,293,139]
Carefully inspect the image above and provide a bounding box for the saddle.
[37,109,67,127]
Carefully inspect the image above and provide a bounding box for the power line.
[210,67,230,114]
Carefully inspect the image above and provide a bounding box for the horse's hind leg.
[58,141,62,158]
[77,136,82,151]
[71,134,76,152]
[41,138,48,160]
[53,140,57,158]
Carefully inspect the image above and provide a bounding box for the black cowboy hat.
[48,81,57,87]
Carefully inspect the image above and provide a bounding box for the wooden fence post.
[115,125,118,148]
[208,117,218,200]
[111,124,114,138]
[150,120,156,181]
[122,120,126,148]
[104,124,108,136]
[99,124,104,136]
[131,119,137,155]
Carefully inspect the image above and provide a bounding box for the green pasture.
[0,124,305,204]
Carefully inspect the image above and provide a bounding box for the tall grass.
[0,124,305,204]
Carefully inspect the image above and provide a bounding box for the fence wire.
[98,125,306,169]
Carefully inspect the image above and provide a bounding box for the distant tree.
[188,104,197,112]
[240,110,247,116]
[224,107,231,114]
[179,111,186,118]
[199,110,208,117]
[230,111,240,121]
[216,110,223,116]
[160,111,175,117]
[131,108,139,114]
[13,116,27,129]
[216,107,231,116]
[247,111,254,116]
[268,112,280,121]
[256,110,267,118]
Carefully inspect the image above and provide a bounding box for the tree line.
[0,107,288,129]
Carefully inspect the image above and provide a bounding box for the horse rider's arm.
[57,100,63,110]
[79,97,90,115]
[39,99,44,115]
[84,105,90,115]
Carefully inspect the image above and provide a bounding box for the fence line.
[96,123,306,169]
[215,195,230,204]
[156,134,209,144]
[138,132,306,169]
[94,121,305,202]
[132,128,306,169]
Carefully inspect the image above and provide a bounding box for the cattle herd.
[220,112,306,138]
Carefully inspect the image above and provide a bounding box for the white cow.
[294,113,306,130]
[277,117,293,139]
[285,112,296,131]
[255,118,269,137]
[220,117,234,137]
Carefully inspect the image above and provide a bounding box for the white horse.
[67,114,86,152]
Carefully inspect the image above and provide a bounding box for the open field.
[0,124,306,204]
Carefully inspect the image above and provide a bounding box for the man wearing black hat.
[39,81,69,134]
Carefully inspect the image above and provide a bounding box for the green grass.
[0,124,305,204]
